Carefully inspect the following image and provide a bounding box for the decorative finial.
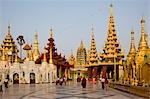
[50,28,53,38]
[34,31,38,40]
[110,3,113,16]
[8,24,10,34]
[80,40,84,48]
[35,30,38,36]
[92,29,94,39]
[91,24,94,32]
[141,16,145,23]
[131,27,134,35]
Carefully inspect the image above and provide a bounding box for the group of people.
[77,76,109,90]
[56,77,67,86]
[77,76,87,88]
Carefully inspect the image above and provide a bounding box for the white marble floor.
[0,81,145,99]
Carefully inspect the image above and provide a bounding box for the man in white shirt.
[101,78,105,89]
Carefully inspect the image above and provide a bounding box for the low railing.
[109,82,150,98]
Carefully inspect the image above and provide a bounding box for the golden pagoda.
[135,17,150,86]
[98,4,124,81]
[76,41,87,66]
[0,24,18,62]
[33,32,40,61]
[70,41,87,79]
[125,30,136,84]
[88,28,98,66]
[86,28,99,80]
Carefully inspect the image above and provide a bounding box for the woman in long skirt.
[81,77,86,88]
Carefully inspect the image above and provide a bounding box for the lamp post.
[16,35,25,60]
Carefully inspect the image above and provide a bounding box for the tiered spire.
[33,32,40,61]
[138,17,149,50]
[101,4,123,60]
[88,28,98,65]
[1,24,18,62]
[80,41,84,48]
[128,30,136,56]
[76,41,87,65]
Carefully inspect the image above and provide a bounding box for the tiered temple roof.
[99,4,124,64]
[87,28,98,66]
[35,29,72,68]
[0,24,18,62]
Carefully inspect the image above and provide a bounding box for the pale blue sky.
[0,0,149,59]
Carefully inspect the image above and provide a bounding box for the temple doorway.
[13,73,19,84]
[30,73,35,83]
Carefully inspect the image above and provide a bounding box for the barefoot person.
[0,80,3,92]
[101,77,105,90]
[105,78,109,91]
[81,77,86,88]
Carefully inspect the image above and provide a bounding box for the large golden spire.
[33,32,40,61]
[138,17,149,50]
[128,29,136,55]
[101,3,124,59]
[88,28,98,65]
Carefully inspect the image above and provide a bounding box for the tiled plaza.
[0,81,144,99]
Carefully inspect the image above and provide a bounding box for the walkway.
[0,81,145,99]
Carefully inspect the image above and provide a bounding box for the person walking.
[56,77,59,85]
[81,77,86,88]
[0,80,3,92]
[105,78,109,91]
[63,77,67,85]
[101,77,105,90]
[59,77,63,86]
[4,79,8,88]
